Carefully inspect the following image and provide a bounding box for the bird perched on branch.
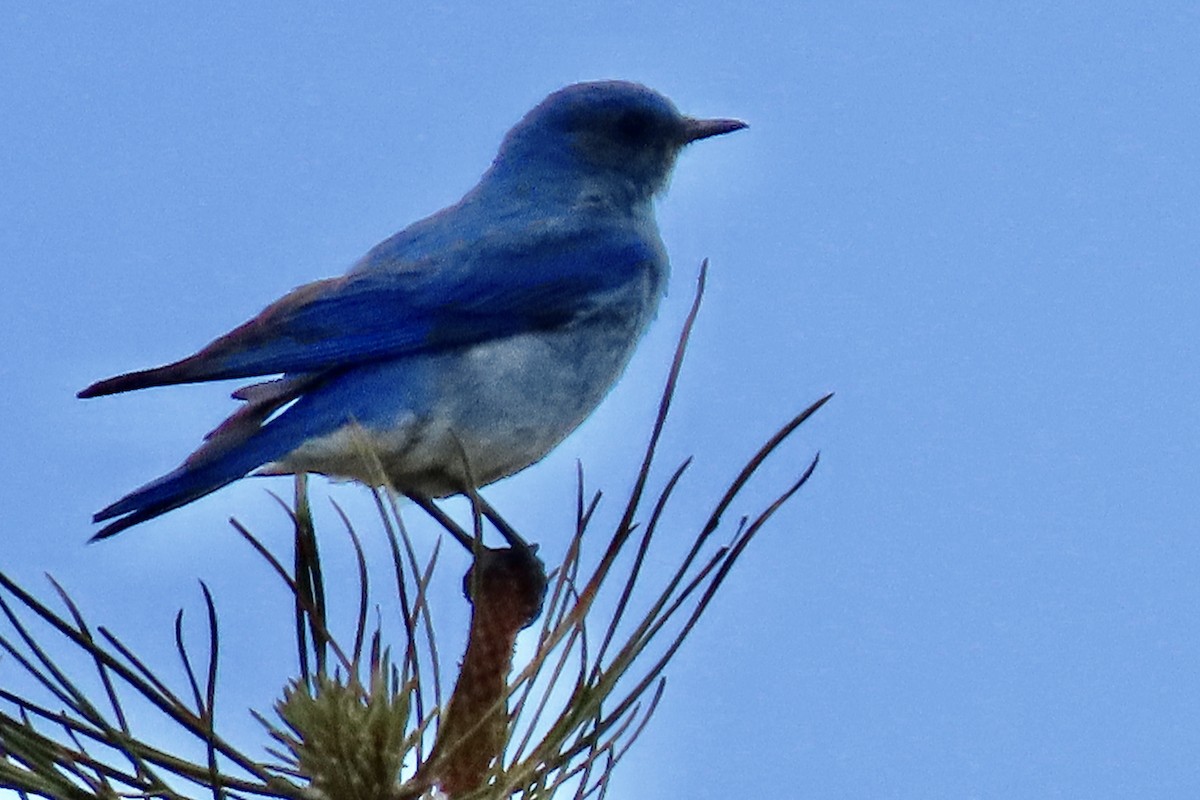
[80,80,746,541]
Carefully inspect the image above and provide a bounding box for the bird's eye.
[615,110,654,143]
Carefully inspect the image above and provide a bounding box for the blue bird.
[80,80,746,541]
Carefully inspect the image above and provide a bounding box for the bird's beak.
[681,116,748,143]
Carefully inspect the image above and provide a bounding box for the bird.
[79,80,746,541]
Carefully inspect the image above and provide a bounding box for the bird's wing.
[79,225,658,397]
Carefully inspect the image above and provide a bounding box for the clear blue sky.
[3,3,1198,797]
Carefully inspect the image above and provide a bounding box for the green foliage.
[267,661,418,800]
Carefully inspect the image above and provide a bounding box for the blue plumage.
[80,81,745,539]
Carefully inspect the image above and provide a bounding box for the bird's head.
[488,81,746,207]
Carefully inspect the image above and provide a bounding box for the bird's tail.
[90,436,286,541]
[90,382,333,540]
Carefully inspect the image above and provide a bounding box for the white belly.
[265,315,645,496]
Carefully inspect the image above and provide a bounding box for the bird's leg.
[406,493,474,551]
[409,490,545,624]
[473,494,533,553]
[406,491,532,554]
[441,429,533,552]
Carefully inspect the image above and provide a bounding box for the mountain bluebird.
[80,80,746,540]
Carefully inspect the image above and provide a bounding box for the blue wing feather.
[79,225,657,396]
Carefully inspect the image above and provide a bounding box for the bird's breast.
[274,278,661,497]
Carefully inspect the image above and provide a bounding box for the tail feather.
[89,412,313,541]
[90,464,247,540]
